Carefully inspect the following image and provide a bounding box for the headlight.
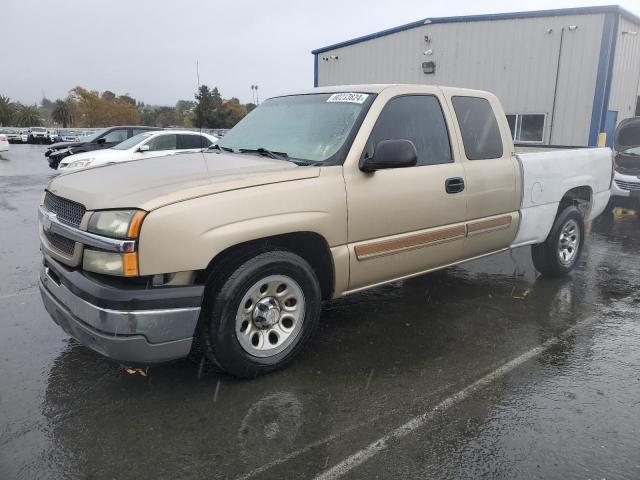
[88,209,146,239]
[64,158,93,169]
[83,250,138,276]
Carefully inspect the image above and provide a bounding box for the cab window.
[365,95,452,166]
[452,96,503,160]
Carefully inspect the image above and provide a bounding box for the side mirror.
[360,139,418,172]
[96,138,106,145]
[138,145,150,152]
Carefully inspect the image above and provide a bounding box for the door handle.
[445,177,465,194]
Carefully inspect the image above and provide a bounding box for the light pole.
[250,85,259,105]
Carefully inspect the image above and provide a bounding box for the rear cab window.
[451,96,503,160]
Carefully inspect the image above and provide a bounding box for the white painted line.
[0,290,38,300]
[313,316,599,480]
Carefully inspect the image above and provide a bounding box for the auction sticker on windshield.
[326,93,369,104]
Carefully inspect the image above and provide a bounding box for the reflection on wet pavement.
[1,145,639,479]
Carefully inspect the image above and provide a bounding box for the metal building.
[312,5,640,147]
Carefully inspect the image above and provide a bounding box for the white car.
[0,133,9,152]
[57,130,218,171]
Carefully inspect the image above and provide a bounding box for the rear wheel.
[198,250,321,378]
[532,206,585,276]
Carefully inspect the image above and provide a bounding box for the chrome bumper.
[39,259,203,364]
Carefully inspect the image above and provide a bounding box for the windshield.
[113,132,154,150]
[218,92,374,163]
[32,127,46,132]
[79,128,108,143]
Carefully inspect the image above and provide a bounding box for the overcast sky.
[3,0,639,106]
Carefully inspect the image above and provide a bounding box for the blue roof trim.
[312,5,640,54]
[589,13,618,146]
[313,54,318,87]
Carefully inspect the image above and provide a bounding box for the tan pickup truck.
[39,84,613,378]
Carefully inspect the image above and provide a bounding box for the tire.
[531,205,585,276]
[198,250,322,378]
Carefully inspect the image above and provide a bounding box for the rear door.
[445,93,520,259]
[344,89,467,291]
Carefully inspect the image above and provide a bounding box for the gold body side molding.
[354,224,466,260]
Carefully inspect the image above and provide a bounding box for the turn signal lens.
[127,210,146,238]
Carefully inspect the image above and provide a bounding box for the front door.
[345,92,467,292]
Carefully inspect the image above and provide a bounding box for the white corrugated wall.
[317,14,606,146]
[609,15,640,124]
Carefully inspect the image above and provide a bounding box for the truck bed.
[511,147,613,248]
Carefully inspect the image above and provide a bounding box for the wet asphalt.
[0,144,639,480]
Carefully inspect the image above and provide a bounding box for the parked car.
[0,133,9,152]
[608,117,640,211]
[38,85,612,378]
[45,125,161,169]
[0,128,22,143]
[20,130,28,143]
[48,130,61,144]
[58,130,217,171]
[59,130,81,142]
[29,127,49,144]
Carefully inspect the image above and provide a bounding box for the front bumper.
[39,255,204,364]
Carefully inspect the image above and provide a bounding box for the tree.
[154,106,179,127]
[52,99,74,128]
[13,104,42,126]
[0,95,15,126]
[70,86,140,127]
[220,98,247,128]
[245,102,257,113]
[193,85,217,128]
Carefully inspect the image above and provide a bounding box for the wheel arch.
[196,231,336,301]
[557,185,593,219]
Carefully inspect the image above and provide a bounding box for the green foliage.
[52,99,74,128]
[0,85,253,128]
[193,85,250,129]
[0,95,15,126]
[13,104,42,126]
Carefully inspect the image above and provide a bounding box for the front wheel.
[531,205,585,276]
[198,251,322,378]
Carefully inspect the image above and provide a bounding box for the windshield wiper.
[208,144,234,153]
[238,147,289,160]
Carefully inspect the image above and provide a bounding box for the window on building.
[451,96,503,160]
[365,95,452,166]
[506,114,546,143]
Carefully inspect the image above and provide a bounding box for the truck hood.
[614,117,640,174]
[48,151,320,211]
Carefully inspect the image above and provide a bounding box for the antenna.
[196,60,203,142]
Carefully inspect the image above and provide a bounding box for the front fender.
[137,169,347,276]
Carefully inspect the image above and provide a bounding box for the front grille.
[615,180,640,191]
[43,191,86,228]
[45,230,76,255]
